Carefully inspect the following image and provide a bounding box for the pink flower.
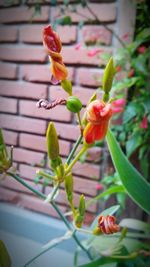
[75,43,82,50]
[112,98,126,114]
[122,33,129,40]
[137,46,146,54]
[113,98,126,107]
[96,184,103,190]
[87,48,103,57]
[140,115,148,129]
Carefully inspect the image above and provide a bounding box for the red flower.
[140,115,148,129]
[96,184,103,190]
[137,46,146,54]
[116,65,122,73]
[43,25,68,82]
[128,68,135,78]
[83,100,113,144]
[98,215,120,234]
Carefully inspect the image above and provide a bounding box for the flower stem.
[36,170,57,181]
[65,146,87,175]
[66,135,82,165]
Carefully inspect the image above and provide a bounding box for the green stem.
[37,170,57,181]
[7,171,92,261]
[7,171,46,200]
[44,184,59,203]
[66,135,82,165]
[65,146,87,175]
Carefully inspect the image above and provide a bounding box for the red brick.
[54,122,80,141]
[3,129,18,146]
[84,212,95,225]
[52,3,116,23]
[0,175,42,194]
[20,25,76,44]
[19,164,41,180]
[0,81,47,99]
[13,147,45,166]
[50,85,102,106]
[57,25,77,44]
[19,133,71,157]
[0,187,20,203]
[0,96,17,113]
[0,63,17,79]
[62,46,112,66]
[85,147,102,163]
[0,0,20,7]
[19,100,71,122]
[73,176,97,196]
[0,46,46,63]
[20,64,74,83]
[77,68,103,87]
[72,161,99,179]
[0,6,50,23]
[0,26,18,42]
[0,114,46,134]
[82,26,112,45]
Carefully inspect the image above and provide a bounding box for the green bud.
[46,122,59,160]
[79,194,85,216]
[65,173,73,204]
[61,79,72,96]
[102,57,115,94]
[74,213,84,228]
[50,156,62,170]
[66,96,82,113]
[56,163,65,182]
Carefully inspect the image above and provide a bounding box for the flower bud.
[102,57,115,94]
[66,96,82,113]
[61,80,72,96]
[98,215,120,234]
[46,122,59,161]
[65,173,73,204]
[75,195,85,228]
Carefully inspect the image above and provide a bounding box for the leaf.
[0,240,11,267]
[78,257,117,267]
[123,104,138,124]
[106,129,150,214]
[86,185,125,207]
[126,131,143,157]
[112,77,139,92]
[119,219,150,233]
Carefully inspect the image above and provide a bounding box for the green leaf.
[0,240,11,267]
[106,129,150,214]
[119,219,150,233]
[126,131,143,157]
[123,103,139,124]
[112,77,139,92]
[78,257,117,267]
[102,57,115,93]
[86,185,125,207]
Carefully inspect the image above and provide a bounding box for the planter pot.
[0,203,87,267]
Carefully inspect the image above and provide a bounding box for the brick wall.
[0,0,135,224]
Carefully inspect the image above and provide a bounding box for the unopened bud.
[46,122,59,160]
[66,96,82,113]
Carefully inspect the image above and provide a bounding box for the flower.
[96,184,103,190]
[140,115,148,129]
[43,25,68,82]
[112,98,126,114]
[98,215,120,234]
[116,65,122,72]
[74,43,82,50]
[87,48,103,57]
[137,45,146,54]
[128,68,135,78]
[83,100,113,144]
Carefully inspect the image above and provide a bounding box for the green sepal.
[92,226,102,235]
[75,194,86,228]
[56,163,65,182]
[74,213,84,228]
[46,122,59,160]
[66,96,82,113]
[50,156,62,170]
[64,173,73,204]
[102,57,115,94]
[61,79,72,96]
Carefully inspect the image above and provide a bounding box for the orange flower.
[43,25,68,82]
[83,100,112,144]
[98,215,120,234]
